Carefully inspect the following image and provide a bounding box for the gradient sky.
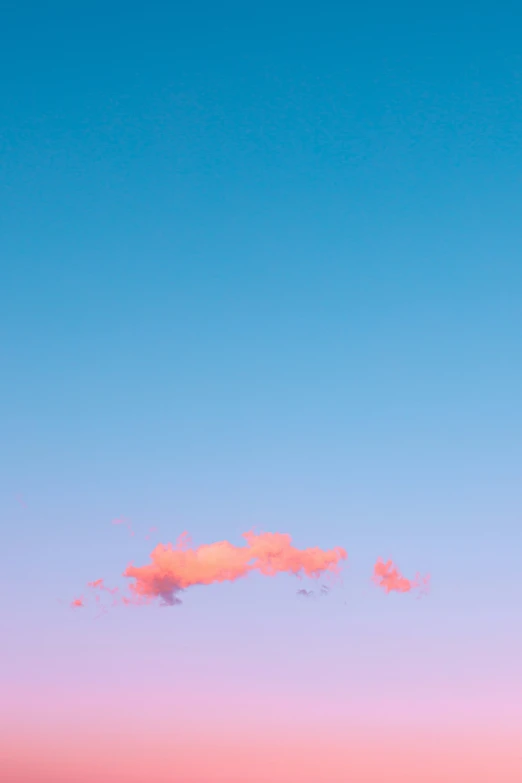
[1,2,522,781]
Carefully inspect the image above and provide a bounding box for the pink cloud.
[372,558,430,595]
[124,531,347,606]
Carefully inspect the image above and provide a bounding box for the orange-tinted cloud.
[124,531,347,606]
[372,558,430,595]
[71,597,84,608]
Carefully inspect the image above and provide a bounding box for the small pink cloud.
[372,558,430,595]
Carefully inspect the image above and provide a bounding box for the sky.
[1,2,522,781]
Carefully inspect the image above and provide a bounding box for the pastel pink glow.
[3,650,521,783]
[124,530,347,605]
[2,716,521,782]
[372,557,430,594]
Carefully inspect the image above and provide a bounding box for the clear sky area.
[1,3,521,781]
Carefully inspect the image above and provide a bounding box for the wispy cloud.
[112,517,134,537]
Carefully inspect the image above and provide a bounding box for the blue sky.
[1,3,522,747]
